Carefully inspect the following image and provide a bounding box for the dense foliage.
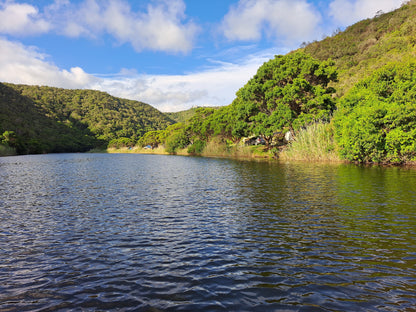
[225,51,337,146]
[0,83,100,154]
[305,0,416,96]
[137,52,338,155]
[137,123,189,154]
[169,1,416,163]
[334,61,416,163]
[0,83,173,154]
[166,107,218,124]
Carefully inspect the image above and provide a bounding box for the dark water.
[1,153,416,311]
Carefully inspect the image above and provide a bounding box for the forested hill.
[0,83,174,154]
[166,106,220,123]
[304,0,416,96]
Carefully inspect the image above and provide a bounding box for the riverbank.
[107,123,343,163]
[107,145,169,155]
[107,139,343,163]
[0,144,16,156]
[107,142,275,161]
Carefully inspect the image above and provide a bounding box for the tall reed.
[0,144,16,156]
[279,122,341,162]
[202,139,272,159]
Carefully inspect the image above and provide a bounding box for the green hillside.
[304,0,416,96]
[166,107,200,123]
[0,83,174,154]
[139,1,416,164]
[166,106,220,124]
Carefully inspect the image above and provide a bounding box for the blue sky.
[0,0,406,111]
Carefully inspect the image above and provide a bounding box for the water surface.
[1,153,416,311]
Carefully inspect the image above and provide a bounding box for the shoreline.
[106,145,346,164]
[106,146,416,167]
[2,145,414,167]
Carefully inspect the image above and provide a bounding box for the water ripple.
[1,154,416,311]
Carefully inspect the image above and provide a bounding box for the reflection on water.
[0,153,416,311]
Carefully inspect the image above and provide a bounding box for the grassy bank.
[107,123,342,163]
[0,144,16,156]
[201,139,273,160]
[107,146,169,155]
[106,140,274,160]
[279,122,341,162]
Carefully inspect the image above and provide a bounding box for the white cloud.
[0,0,198,53]
[90,52,276,112]
[0,37,276,112]
[329,0,406,26]
[0,2,50,35]
[46,0,199,53]
[221,0,322,44]
[0,37,97,88]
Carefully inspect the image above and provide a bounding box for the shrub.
[0,144,16,156]
[280,122,340,162]
[108,137,135,149]
[334,61,416,163]
[165,130,189,154]
[187,139,206,155]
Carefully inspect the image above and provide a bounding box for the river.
[1,153,415,311]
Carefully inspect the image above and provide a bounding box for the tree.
[232,51,337,147]
[165,128,189,154]
[1,130,17,146]
[108,137,135,149]
[138,130,164,148]
[185,107,215,141]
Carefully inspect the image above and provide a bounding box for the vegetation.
[136,51,338,157]
[166,106,218,123]
[304,0,416,97]
[147,1,416,165]
[225,51,337,146]
[334,61,416,163]
[280,122,339,162]
[165,107,199,123]
[187,139,205,155]
[3,1,416,164]
[108,137,136,149]
[0,83,173,154]
[0,143,16,156]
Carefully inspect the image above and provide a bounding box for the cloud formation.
[221,0,322,43]
[0,0,198,53]
[329,0,406,26]
[0,37,97,88]
[92,54,273,112]
[47,0,199,53]
[0,36,272,111]
[0,2,50,35]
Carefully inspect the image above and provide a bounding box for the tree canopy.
[231,51,337,146]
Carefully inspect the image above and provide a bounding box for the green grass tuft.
[280,122,341,162]
[0,144,16,156]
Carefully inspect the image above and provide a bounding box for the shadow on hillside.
[0,83,105,155]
